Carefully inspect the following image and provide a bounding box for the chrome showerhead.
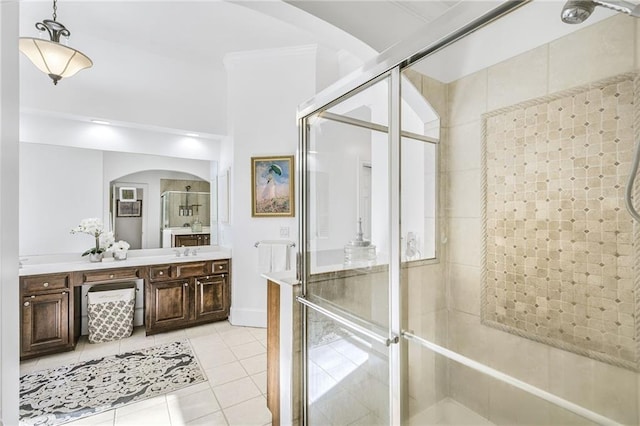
[561,0,640,24]
[561,0,596,23]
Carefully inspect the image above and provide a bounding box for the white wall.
[224,45,319,327]
[0,2,20,424]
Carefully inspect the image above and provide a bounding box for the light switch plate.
[280,227,290,237]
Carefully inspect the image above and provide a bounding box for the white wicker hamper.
[87,282,136,344]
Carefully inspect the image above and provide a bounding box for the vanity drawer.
[175,262,209,278]
[149,265,172,281]
[212,260,229,274]
[83,268,140,283]
[22,274,70,294]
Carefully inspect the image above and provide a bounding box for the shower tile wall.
[401,70,450,423]
[441,14,639,425]
[484,75,635,368]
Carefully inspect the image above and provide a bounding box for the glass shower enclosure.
[297,1,639,424]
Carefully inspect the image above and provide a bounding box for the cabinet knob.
[218,265,223,270]
[184,282,189,287]
[61,291,67,295]
[159,271,164,276]
[31,295,35,299]
[109,274,115,279]
[196,281,200,285]
[43,282,49,287]
[221,274,226,278]
[23,301,30,307]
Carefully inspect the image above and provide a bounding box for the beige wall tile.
[447,168,481,218]
[446,121,482,172]
[448,362,491,419]
[448,218,482,267]
[422,74,448,127]
[441,11,639,425]
[488,380,551,425]
[548,346,639,425]
[448,70,487,127]
[487,45,549,111]
[549,15,635,93]
[447,310,490,361]
[404,263,446,316]
[449,264,482,316]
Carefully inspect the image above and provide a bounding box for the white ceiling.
[18,0,461,137]
[285,0,460,52]
[18,0,618,139]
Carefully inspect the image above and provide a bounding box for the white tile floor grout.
[20,321,273,426]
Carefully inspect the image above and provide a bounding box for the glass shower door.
[300,74,398,425]
[300,3,639,425]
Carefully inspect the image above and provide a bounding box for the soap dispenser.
[191,217,202,232]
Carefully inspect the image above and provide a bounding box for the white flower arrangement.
[109,240,130,253]
[70,218,115,257]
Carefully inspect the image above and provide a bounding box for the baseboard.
[229,307,267,328]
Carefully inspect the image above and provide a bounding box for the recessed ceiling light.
[90,119,110,125]
[186,132,199,137]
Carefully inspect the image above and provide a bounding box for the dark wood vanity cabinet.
[194,273,228,321]
[20,258,230,358]
[146,259,230,335]
[147,279,192,330]
[20,273,74,359]
[174,233,210,247]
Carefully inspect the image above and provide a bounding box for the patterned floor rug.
[19,340,206,426]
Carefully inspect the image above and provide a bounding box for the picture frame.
[251,155,294,217]
[117,200,142,217]
[119,187,137,202]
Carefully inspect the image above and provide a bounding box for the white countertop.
[20,247,231,276]
[261,271,300,286]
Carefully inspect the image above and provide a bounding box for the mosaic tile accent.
[481,73,638,370]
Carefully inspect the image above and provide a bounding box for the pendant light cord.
[52,0,57,21]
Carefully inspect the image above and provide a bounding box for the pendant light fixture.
[19,0,92,85]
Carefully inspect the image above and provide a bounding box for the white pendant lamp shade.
[19,37,92,84]
[19,0,93,85]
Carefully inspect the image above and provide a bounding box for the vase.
[114,251,127,261]
[89,252,103,263]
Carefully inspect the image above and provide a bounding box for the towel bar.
[254,240,296,248]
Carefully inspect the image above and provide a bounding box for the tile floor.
[20,321,273,426]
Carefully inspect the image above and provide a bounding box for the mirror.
[111,175,212,250]
[19,142,217,257]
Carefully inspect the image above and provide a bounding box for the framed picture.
[119,187,137,202]
[251,155,294,217]
[117,200,142,217]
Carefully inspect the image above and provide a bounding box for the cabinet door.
[175,235,200,247]
[148,280,191,331]
[21,292,69,356]
[194,274,228,321]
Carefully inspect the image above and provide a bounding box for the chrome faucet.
[183,247,191,257]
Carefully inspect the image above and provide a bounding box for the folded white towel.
[258,243,272,273]
[271,243,290,272]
